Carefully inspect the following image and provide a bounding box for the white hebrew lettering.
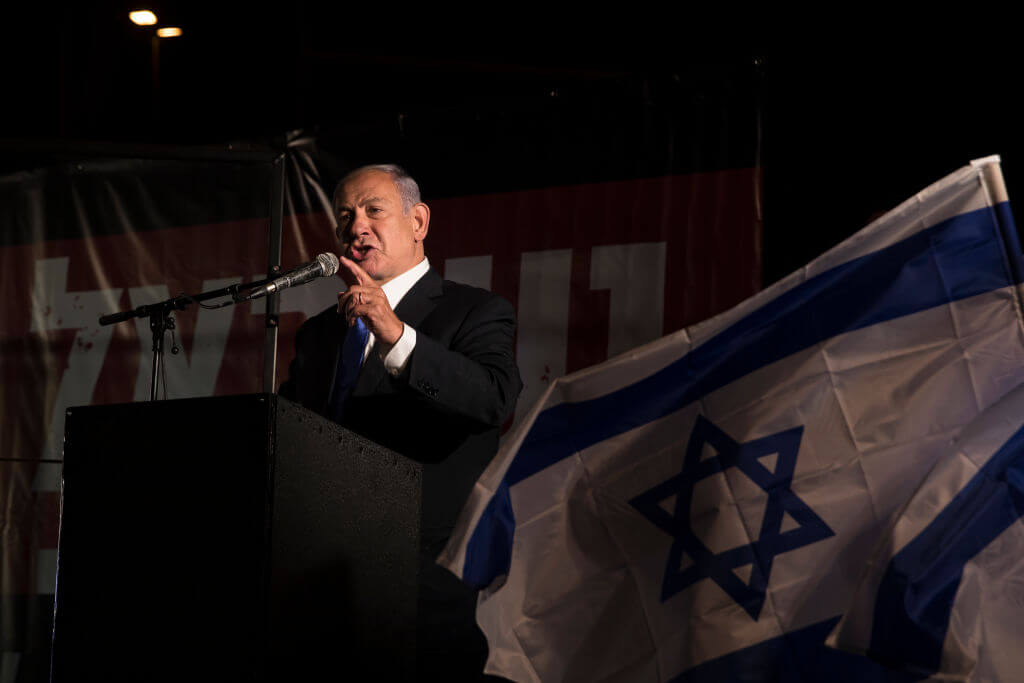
[29,257,122,490]
[36,548,57,596]
[0,651,20,683]
[260,272,346,320]
[515,249,572,428]
[129,278,240,401]
[445,255,493,290]
[590,242,666,357]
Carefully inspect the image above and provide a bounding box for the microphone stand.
[98,276,275,401]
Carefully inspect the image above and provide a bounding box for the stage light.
[129,10,158,26]
[156,27,182,38]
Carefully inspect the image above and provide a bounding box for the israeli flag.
[829,379,1024,682]
[440,157,1024,682]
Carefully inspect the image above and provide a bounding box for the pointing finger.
[339,255,372,287]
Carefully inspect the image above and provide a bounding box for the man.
[279,164,522,680]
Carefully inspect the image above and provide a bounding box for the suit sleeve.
[405,293,522,428]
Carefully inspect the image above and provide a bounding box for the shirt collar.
[380,257,430,310]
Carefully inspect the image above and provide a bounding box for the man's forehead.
[338,171,398,207]
[339,194,388,208]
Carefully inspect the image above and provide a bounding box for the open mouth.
[349,245,375,260]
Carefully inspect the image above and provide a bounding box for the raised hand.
[337,255,404,346]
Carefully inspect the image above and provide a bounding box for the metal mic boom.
[243,253,340,301]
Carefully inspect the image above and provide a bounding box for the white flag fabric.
[439,156,1024,682]
[828,379,1024,682]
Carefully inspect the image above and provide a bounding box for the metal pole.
[262,153,285,393]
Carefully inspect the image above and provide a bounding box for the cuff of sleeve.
[382,323,416,376]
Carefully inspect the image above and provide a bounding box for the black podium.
[52,394,422,682]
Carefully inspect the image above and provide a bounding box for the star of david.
[630,415,834,620]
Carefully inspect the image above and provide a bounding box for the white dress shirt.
[361,257,430,376]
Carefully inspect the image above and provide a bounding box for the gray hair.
[333,164,422,215]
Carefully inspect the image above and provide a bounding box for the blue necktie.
[328,317,369,422]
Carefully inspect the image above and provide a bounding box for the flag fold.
[828,378,1024,682]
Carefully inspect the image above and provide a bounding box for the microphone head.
[317,252,340,277]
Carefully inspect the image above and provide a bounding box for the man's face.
[335,170,427,285]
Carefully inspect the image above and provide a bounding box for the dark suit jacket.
[278,267,522,677]
[279,267,521,534]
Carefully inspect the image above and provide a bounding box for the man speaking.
[279,164,522,679]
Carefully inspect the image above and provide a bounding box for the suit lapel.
[351,268,443,397]
[393,268,443,327]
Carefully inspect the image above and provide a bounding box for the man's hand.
[337,256,404,346]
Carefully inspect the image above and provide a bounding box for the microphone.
[243,253,340,301]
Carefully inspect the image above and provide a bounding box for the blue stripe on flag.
[462,480,514,588]
[463,201,1022,585]
[868,422,1024,673]
[510,203,1020,486]
[671,617,925,683]
[994,202,1024,285]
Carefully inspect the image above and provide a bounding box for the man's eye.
[336,215,351,236]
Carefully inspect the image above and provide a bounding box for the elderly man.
[279,164,522,680]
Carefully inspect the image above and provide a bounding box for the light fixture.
[156,27,182,38]
[129,10,158,26]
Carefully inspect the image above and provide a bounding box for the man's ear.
[412,202,430,242]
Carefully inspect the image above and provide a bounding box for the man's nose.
[340,215,368,242]
[349,212,372,236]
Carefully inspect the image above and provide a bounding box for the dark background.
[2,3,1018,287]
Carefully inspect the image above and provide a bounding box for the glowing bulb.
[156,27,182,38]
[129,10,158,26]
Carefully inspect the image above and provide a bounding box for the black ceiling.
[1,3,758,145]
[4,6,1022,285]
